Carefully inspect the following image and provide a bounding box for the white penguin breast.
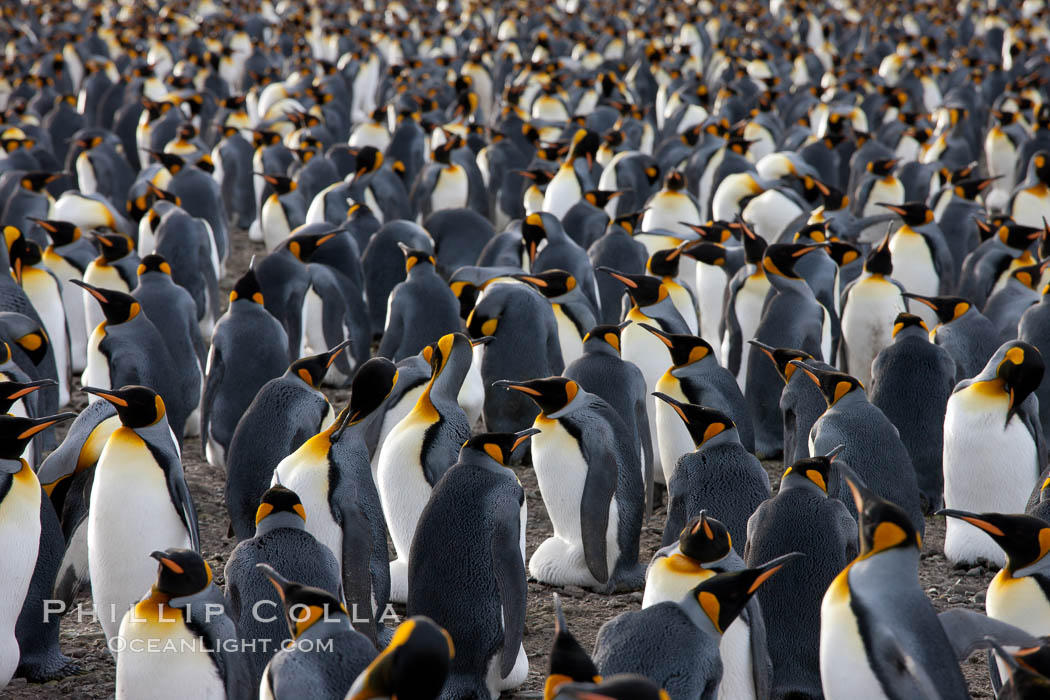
[653,375,693,485]
[1012,188,1050,229]
[841,279,904,387]
[273,452,342,564]
[742,189,802,241]
[728,273,770,385]
[542,166,583,220]
[889,232,936,296]
[301,285,325,357]
[552,305,584,366]
[431,165,469,213]
[530,420,590,544]
[820,575,888,699]
[718,618,757,700]
[640,191,700,238]
[116,613,224,700]
[376,408,437,558]
[261,195,291,252]
[642,554,712,607]
[83,323,111,397]
[0,465,42,645]
[987,573,1050,637]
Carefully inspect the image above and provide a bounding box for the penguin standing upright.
[408,431,534,698]
[345,616,454,700]
[84,385,198,644]
[820,480,970,700]
[744,451,858,700]
[34,218,93,374]
[80,231,138,346]
[721,221,769,390]
[522,213,601,315]
[225,346,342,540]
[377,245,461,362]
[259,173,306,252]
[115,548,250,700]
[497,377,644,592]
[870,313,957,511]
[515,270,597,368]
[881,202,956,321]
[0,412,75,689]
[377,333,472,603]
[942,341,1046,566]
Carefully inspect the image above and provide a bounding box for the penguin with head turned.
[792,360,925,536]
[115,548,250,700]
[905,292,1000,383]
[225,343,345,541]
[653,394,769,552]
[744,449,858,700]
[408,430,534,699]
[377,244,461,362]
[498,376,645,592]
[274,358,400,645]
[223,485,343,689]
[942,341,1046,567]
[869,313,957,512]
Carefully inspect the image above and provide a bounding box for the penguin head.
[521,213,553,264]
[597,267,667,308]
[761,243,824,279]
[866,158,897,176]
[148,150,185,175]
[496,376,581,417]
[136,254,172,278]
[891,312,928,338]
[28,218,81,247]
[819,184,849,211]
[611,211,642,235]
[83,385,166,428]
[827,240,862,269]
[346,616,454,700]
[647,248,682,278]
[690,553,801,634]
[568,128,600,165]
[877,201,933,227]
[640,324,713,367]
[451,280,479,320]
[677,512,733,563]
[664,170,686,192]
[652,392,735,447]
[353,146,384,176]
[583,189,622,209]
[1034,152,1050,184]
[990,341,1045,425]
[287,340,351,389]
[432,138,456,165]
[864,232,893,276]
[997,222,1042,250]
[793,222,830,244]
[513,270,577,298]
[847,478,922,556]
[679,241,729,267]
[938,510,1050,577]
[581,321,630,355]
[780,446,843,493]
[789,361,864,406]
[72,280,141,325]
[0,378,56,415]
[5,228,41,284]
[901,293,972,324]
[286,229,340,262]
[734,218,767,265]
[92,230,134,262]
[684,222,734,244]
[255,485,307,526]
[257,563,349,640]
[1012,262,1045,290]
[230,267,264,305]
[545,593,601,700]
[747,340,813,383]
[19,171,60,192]
[260,172,296,195]
[462,428,539,465]
[398,242,435,273]
[334,357,399,434]
[149,548,211,598]
[0,412,75,462]
[952,177,999,201]
[426,332,471,379]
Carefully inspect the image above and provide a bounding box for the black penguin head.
[462,428,539,465]
[994,342,1045,425]
[892,312,928,337]
[819,184,849,211]
[866,158,897,176]
[72,280,141,325]
[652,392,734,448]
[287,340,351,389]
[735,218,767,264]
[6,229,41,284]
[255,485,307,526]
[513,270,577,298]
[678,512,733,563]
[664,170,686,191]
[793,222,830,244]
[345,616,454,700]
[597,267,667,307]
[1012,263,1044,290]
[747,340,813,383]
[286,229,339,262]
[647,248,683,278]
[93,231,134,262]
[611,211,642,235]
[684,222,734,244]
[148,150,185,175]
[0,412,75,461]
[353,146,384,176]
[902,292,972,324]
[692,553,801,634]
[230,267,264,305]
[150,548,211,598]
[19,171,60,192]
[640,324,712,367]
[789,361,864,406]
[826,240,861,269]
[877,201,933,227]
[568,128,600,163]
[521,213,551,264]
[1034,152,1050,183]
[260,172,296,194]
[432,138,456,164]
[0,378,56,415]
[761,243,823,279]
[952,177,999,201]
[545,593,600,700]
[848,478,922,556]
[336,357,399,432]
[83,385,166,428]
[781,450,841,493]
[28,218,81,247]
[997,222,1042,250]
[257,564,349,640]
[136,254,172,278]
[938,510,1050,576]
[451,280,479,321]
[398,242,435,273]
[583,189,622,209]
[679,241,729,267]
[496,376,580,416]
[864,233,893,276]
[581,321,629,355]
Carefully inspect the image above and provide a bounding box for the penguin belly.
[986,574,1050,681]
[116,613,224,700]
[301,285,325,358]
[261,196,291,253]
[890,232,939,327]
[861,179,905,220]
[622,317,674,484]
[667,283,698,335]
[76,152,99,195]
[369,386,426,482]
[83,265,128,347]
[640,192,700,239]
[24,270,70,406]
[44,253,87,373]
[528,418,619,588]
[841,280,903,389]
[717,620,757,700]
[742,190,802,242]
[0,463,42,688]
[695,264,727,362]
[943,390,1037,566]
[376,415,437,603]
[430,166,469,214]
[819,304,832,365]
[88,431,192,643]
[820,572,889,699]
[653,375,693,485]
[273,460,342,572]
[726,274,769,390]
[1011,188,1050,229]
[82,325,111,396]
[542,168,582,220]
[460,360,485,429]
[552,306,584,367]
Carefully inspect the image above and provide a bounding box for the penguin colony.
[6,0,1050,698]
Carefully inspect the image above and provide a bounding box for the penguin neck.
[255,511,307,536]
[679,593,723,638]
[779,471,827,496]
[892,327,929,344]
[129,416,175,446]
[296,612,352,641]
[421,358,468,415]
[670,357,711,379]
[637,299,689,333]
[695,427,739,451]
[827,390,866,411]
[460,447,512,474]
[768,273,814,297]
[581,339,619,358]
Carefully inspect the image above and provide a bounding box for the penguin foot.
[528,537,602,589]
[16,655,80,683]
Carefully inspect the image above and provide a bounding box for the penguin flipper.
[376,293,404,360]
[937,609,1042,660]
[200,346,224,454]
[739,598,772,700]
[166,460,201,552]
[868,620,941,700]
[53,515,89,607]
[492,492,527,678]
[635,396,654,518]
[580,444,617,585]
[339,499,378,644]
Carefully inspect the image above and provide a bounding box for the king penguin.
[514,270,597,368]
[34,218,93,374]
[377,245,461,362]
[344,616,454,700]
[905,292,1000,383]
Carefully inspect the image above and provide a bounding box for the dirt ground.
[2,229,999,698]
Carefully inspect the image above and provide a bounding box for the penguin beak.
[324,339,352,367]
[652,391,689,423]
[639,323,673,348]
[512,428,541,450]
[82,386,128,406]
[5,379,56,400]
[596,267,636,288]
[150,550,184,573]
[70,278,108,304]
[876,202,907,216]
[470,336,495,347]
[17,412,76,439]
[493,380,542,396]
[748,552,805,593]
[937,509,1004,536]
[788,359,821,387]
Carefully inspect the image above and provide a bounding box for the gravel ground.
[1,230,998,698]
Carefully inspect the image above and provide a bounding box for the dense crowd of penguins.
[5,0,1050,698]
